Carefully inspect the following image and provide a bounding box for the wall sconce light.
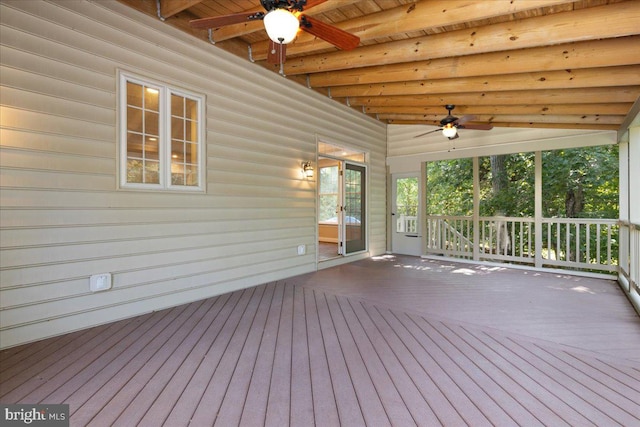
[302,161,314,178]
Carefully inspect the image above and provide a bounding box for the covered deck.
[2,255,639,426]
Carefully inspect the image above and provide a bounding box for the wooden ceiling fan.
[414,105,494,140]
[189,0,360,65]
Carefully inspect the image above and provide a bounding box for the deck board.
[2,255,639,426]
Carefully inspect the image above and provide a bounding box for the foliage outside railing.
[425,215,618,273]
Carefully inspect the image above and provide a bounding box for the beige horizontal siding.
[0,0,386,348]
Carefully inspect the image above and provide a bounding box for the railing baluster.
[554,222,562,261]
[576,222,581,264]
[586,223,591,264]
[597,223,601,263]
[607,224,612,265]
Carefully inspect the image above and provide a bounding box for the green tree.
[426,158,473,215]
[479,153,535,217]
[542,145,618,218]
[396,177,418,216]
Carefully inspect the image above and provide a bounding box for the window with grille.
[119,72,205,191]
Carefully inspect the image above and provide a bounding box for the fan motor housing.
[440,116,458,126]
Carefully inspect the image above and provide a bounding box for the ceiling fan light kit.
[414,105,493,140]
[442,123,457,138]
[189,0,360,66]
[263,9,300,44]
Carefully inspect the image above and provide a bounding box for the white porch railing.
[619,222,640,311]
[425,215,619,273]
[397,215,418,234]
[426,216,473,258]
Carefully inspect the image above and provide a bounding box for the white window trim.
[118,71,205,192]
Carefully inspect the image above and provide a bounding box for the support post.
[535,151,543,268]
[473,157,480,261]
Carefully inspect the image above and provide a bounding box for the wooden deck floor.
[1,255,639,426]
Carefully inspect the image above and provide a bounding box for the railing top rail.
[425,215,473,220]
[541,218,618,225]
[427,215,617,225]
[478,216,534,222]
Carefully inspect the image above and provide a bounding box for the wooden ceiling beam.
[348,0,575,41]
[377,114,624,126]
[209,0,360,42]
[342,86,640,107]
[327,65,640,98]
[363,104,634,116]
[307,36,640,88]
[281,1,640,74]
[386,120,619,130]
[160,0,203,19]
[250,0,573,59]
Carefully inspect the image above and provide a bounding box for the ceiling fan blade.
[455,114,476,126]
[267,40,286,64]
[300,15,360,50]
[414,129,442,138]
[459,123,494,131]
[189,12,258,29]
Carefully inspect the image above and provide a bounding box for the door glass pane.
[395,177,418,234]
[345,163,365,254]
[319,165,339,222]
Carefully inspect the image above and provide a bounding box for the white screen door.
[392,174,421,256]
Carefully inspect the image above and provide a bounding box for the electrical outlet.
[297,244,306,255]
[90,273,112,292]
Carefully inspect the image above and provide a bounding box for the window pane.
[169,93,199,187]
[127,82,143,108]
[171,94,184,117]
[144,87,159,111]
[170,140,198,163]
[171,116,184,140]
[127,159,143,183]
[185,120,197,142]
[126,132,142,157]
[171,171,184,185]
[319,195,339,222]
[127,107,143,133]
[144,111,159,137]
[184,142,196,163]
[185,165,198,186]
[320,166,338,193]
[319,166,339,222]
[185,98,198,120]
[144,160,160,184]
[144,136,159,160]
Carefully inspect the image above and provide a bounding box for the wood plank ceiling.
[118,0,640,131]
